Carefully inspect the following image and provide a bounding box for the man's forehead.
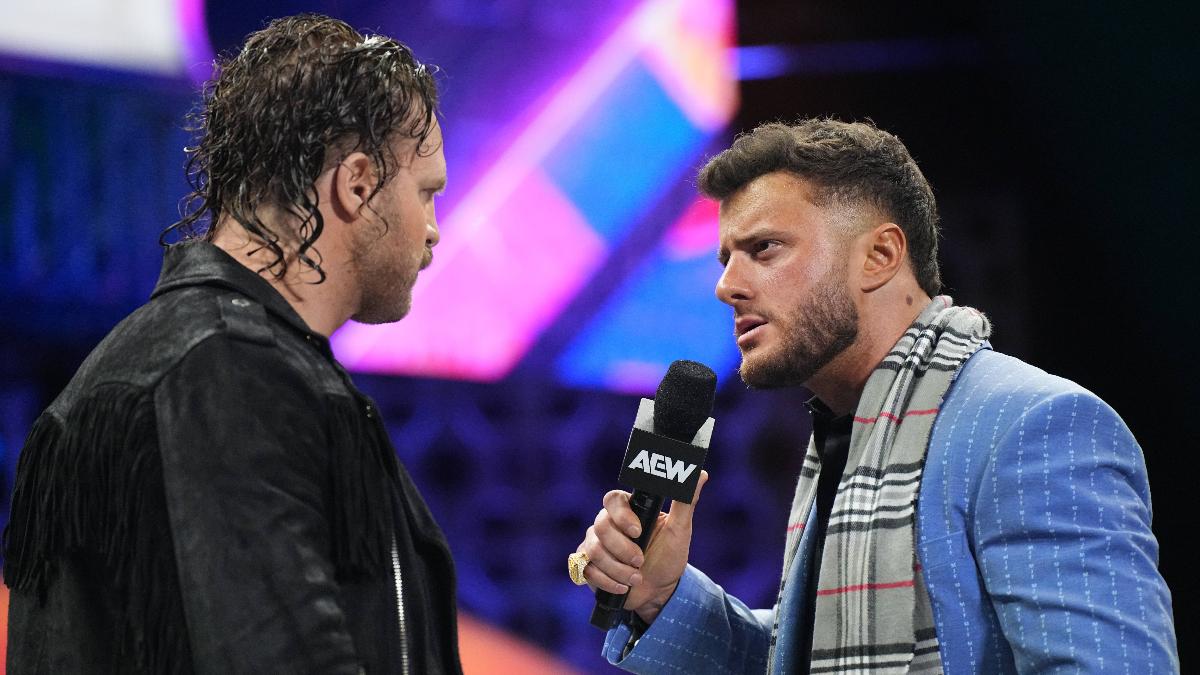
[715,178,863,256]
[420,118,444,151]
[717,177,797,235]
[396,121,445,170]
[723,172,820,211]
[719,173,866,230]
[422,128,447,179]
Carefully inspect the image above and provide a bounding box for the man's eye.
[753,240,777,255]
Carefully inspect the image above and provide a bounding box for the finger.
[664,469,709,527]
[584,556,642,595]
[592,516,645,567]
[585,523,645,579]
[601,489,643,538]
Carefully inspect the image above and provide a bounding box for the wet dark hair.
[164,13,440,281]
[698,118,941,296]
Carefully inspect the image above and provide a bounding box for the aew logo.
[618,400,712,502]
[627,450,697,484]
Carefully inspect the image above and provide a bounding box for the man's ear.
[329,152,374,221]
[859,222,907,292]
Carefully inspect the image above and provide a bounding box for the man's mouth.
[420,249,433,270]
[734,315,767,347]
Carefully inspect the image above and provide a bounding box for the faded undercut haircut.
[698,118,942,296]
[165,13,440,281]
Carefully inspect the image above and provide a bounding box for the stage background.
[1,1,1194,671]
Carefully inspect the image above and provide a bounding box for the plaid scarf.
[769,296,990,673]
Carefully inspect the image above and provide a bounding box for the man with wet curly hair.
[4,14,460,673]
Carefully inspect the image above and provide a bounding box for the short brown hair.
[698,119,941,296]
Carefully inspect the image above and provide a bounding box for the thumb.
[665,470,709,527]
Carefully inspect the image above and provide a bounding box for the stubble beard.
[348,217,420,326]
[352,255,417,324]
[738,264,860,389]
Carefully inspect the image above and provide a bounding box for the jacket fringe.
[2,385,193,673]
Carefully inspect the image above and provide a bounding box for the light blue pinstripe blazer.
[602,348,1179,673]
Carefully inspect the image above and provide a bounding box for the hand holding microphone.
[579,469,709,624]
[573,360,716,629]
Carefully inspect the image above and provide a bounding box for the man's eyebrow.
[716,225,786,265]
[733,225,786,246]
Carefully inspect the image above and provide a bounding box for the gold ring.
[568,551,590,586]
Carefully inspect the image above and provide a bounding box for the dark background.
[1,1,1194,671]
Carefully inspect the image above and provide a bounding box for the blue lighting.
[557,241,737,393]
[543,62,706,243]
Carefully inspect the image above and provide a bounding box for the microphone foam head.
[653,360,717,442]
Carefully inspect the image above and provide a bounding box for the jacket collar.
[151,240,328,347]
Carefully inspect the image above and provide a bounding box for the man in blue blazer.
[573,119,1178,673]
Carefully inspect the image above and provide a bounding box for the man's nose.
[715,257,750,306]
[425,217,440,248]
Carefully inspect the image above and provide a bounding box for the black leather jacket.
[4,241,462,674]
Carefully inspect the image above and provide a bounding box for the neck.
[211,221,352,337]
[807,287,931,416]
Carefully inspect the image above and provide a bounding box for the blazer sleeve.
[972,390,1178,673]
[154,334,362,674]
[602,565,772,674]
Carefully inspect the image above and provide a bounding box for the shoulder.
[951,348,1086,401]
[931,348,1142,481]
[938,348,1126,432]
[53,288,328,412]
[145,286,280,354]
[928,348,1141,483]
[153,293,341,399]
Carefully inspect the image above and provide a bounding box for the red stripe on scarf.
[853,408,939,424]
[816,578,915,596]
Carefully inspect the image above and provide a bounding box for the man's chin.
[352,297,412,325]
[738,355,809,390]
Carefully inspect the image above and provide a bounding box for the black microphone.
[589,359,717,629]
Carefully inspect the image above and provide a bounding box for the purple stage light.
[332,0,738,391]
